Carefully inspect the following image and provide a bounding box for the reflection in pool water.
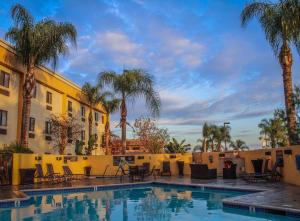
[0,186,298,221]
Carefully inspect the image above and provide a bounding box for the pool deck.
[1,176,300,216]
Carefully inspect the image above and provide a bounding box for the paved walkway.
[1,176,300,214]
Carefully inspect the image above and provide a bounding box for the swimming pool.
[0,184,299,221]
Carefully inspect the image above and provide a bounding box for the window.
[81,130,85,141]
[94,112,99,122]
[67,127,72,139]
[81,106,85,117]
[46,92,52,104]
[0,71,10,88]
[0,110,7,126]
[45,121,51,135]
[68,101,72,112]
[29,117,35,132]
[102,115,105,124]
[31,85,37,98]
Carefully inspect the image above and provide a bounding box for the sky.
[1,0,300,149]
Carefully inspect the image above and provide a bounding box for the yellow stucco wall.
[0,39,108,154]
[0,65,20,145]
[12,147,300,186]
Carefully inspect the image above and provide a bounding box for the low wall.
[11,146,300,186]
[11,153,192,185]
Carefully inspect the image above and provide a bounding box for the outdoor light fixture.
[223,122,230,151]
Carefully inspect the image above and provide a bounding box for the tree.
[5,4,77,147]
[134,117,169,154]
[81,83,105,140]
[98,69,161,154]
[198,123,232,152]
[165,138,191,154]
[201,123,211,152]
[230,139,249,151]
[48,114,82,154]
[241,0,300,144]
[258,116,288,148]
[101,98,121,155]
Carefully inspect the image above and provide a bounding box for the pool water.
[0,186,299,221]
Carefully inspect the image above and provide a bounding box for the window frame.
[45,121,52,135]
[32,85,37,98]
[46,91,52,104]
[0,71,10,88]
[94,112,99,122]
[81,130,85,141]
[29,117,35,132]
[68,101,72,112]
[0,110,8,126]
[81,106,85,117]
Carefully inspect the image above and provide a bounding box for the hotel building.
[0,39,107,155]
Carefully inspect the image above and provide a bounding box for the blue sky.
[1,0,300,148]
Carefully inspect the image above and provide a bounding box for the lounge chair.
[242,159,281,182]
[190,164,217,179]
[35,164,50,183]
[46,164,64,183]
[161,161,171,176]
[241,159,264,181]
[63,165,85,181]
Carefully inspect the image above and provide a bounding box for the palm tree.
[220,125,231,151]
[5,4,77,147]
[241,0,300,144]
[81,83,106,140]
[98,69,161,154]
[230,139,249,151]
[165,138,191,154]
[101,98,121,155]
[201,123,211,152]
[258,117,288,148]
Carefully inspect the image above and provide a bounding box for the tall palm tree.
[201,123,211,152]
[82,83,105,140]
[5,4,77,147]
[98,69,161,154]
[241,0,300,144]
[101,98,121,155]
[230,139,249,151]
[220,125,231,151]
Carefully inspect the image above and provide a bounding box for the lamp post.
[223,122,230,151]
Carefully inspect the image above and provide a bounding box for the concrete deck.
[1,176,300,215]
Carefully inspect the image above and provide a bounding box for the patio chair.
[129,166,140,181]
[243,159,281,182]
[143,162,150,175]
[35,164,50,183]
[46,164,64,183]
[241,159,264,181]
[62,165,85,181]
[161,161,171,176]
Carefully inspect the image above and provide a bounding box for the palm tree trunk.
[202,138,207,152]
[121,97,127,155]
[105,120,110,155]
[88,105,93,139]
[280,42,298,144]
[21,64,35,147]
